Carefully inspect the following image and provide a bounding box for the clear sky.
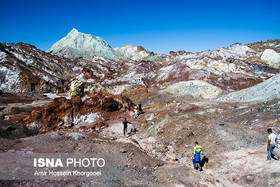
[1,0,279,54]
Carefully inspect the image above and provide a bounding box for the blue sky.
[1,0,279,54]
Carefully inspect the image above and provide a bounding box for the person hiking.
[192,141,204,171]
[138,102,143,113]
[134,105,139,118]
[123,118,132,137]
[267,128,280,160]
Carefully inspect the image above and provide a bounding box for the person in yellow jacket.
[193,141,204,156]
[192,141,204,171]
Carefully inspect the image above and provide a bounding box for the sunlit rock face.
[0,42,71,93]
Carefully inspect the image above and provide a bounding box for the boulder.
[261,49,280,68]
[89,121,109,132]
[69,80,84,99]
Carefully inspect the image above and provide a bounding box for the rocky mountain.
[1,28,280,97]
[46,29,280,94]
[48,28,120,59]
[48,28,166,62]
[0,42,73,93]
[1,37,280,97]
[0,41,140,94]
[104,41,280,94]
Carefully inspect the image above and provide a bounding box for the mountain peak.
[69,28,79,35]
[48,29,119,59]
[71,28,78,32]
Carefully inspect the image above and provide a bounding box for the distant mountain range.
[0,28,280,98]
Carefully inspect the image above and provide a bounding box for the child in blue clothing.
[192,153,202,171]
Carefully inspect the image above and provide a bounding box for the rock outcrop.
[21,93,135,131]
[69,80,84,99]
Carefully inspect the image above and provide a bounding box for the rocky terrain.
[1,29,280,186]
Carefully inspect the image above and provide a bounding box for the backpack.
[194,153,201,163]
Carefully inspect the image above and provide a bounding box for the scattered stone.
[4,115,11,121]
[3,125,16,131]
[89,121,109,132]
[244,174,255,182]
[188,132,194,137]
[28,121,42,130]
[74,134,85,140]
[57,122,64,127]
[120,149,127,153]
[131,139,139,145]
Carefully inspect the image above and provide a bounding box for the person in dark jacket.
[138,102,142,113]
[200,156,209,168]
[123,118,132,137]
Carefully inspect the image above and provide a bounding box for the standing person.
[267,128,280,160]
[192,141,204,171]
[123,118,132,137]
[134,105,139,118]
[138,102,142,113]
